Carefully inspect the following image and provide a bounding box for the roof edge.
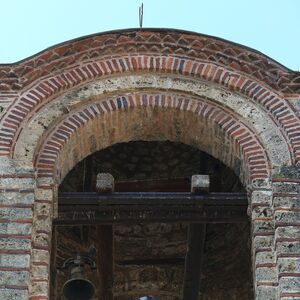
[0,27,297,73]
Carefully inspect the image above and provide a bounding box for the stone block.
[32,232,51,248]
[35,188,53,201]
[96,173,114,192]
[0,289,28,300]
[275,211,300,224]
[280,277,300,293]
[0,223,32,235]
[277,257,300,274]
[276,241,300,255]
[255,285,277,300]
[33,216,52,233]
[34,202,52,216]
[0,192,34,205]
[0,207,33,220]
[0,254,30,268]
[31,264,49,280]
[255,251,276,265]
[273,197,300,209]
[0,177,35,189]
[0,270,29,286]
[273,182,300,194]
[252,219,275,234]
[251,190,273,205]
[31,249,50,264]
[191,174,210,193]
[253,235,274,251]
[256,266,278,282]
[0,237,31,250]
[31,280,49,297]
[276,226,300,239]
[252,206,273,219]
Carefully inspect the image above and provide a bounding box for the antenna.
[139,3,144,28]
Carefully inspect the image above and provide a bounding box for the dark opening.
[51,141,253,299]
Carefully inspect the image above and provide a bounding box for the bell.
[63,256,96,300]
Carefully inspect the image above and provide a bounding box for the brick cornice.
[0,29,299,94]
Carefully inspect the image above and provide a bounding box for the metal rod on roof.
[139,3,144,28]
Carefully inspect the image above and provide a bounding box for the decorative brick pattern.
[0,29,299,299]
[0,55,300,166]
[33,92,270,184]
[0,30,299,94]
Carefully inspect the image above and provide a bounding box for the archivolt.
[2,53,299,165]
[27,91,273,186]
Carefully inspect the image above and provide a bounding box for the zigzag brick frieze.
[0,53,299,164]
[34,93,270,183]
[0,30,299,94]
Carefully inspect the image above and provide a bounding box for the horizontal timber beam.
[53,192,248,225]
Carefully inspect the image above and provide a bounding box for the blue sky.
[1,0,299,70]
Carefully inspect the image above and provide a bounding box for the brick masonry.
[0,29,299,299]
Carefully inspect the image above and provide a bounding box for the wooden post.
[96,173,114,300]
[183,175,209,300]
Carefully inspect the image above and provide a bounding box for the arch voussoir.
[33,92,271,185]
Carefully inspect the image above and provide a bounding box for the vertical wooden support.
[183,175,209,300]
[96,173,114,300]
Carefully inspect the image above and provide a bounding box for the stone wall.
[0,29,299,299]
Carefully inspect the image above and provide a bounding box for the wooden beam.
[83,155,94,192]
[54,192,248,225]
[58,192,247,206]
[182,224,206,300]
[97,225,113,300]
[115,177,190,192]
[95,174,114,300]
[183,174,209,300]
[116,257,185,266]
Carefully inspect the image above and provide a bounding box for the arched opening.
[1,28,298,300]
[51,140,253,299]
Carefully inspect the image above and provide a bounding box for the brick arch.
[33,92,271,185]
[1,52,299,165]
